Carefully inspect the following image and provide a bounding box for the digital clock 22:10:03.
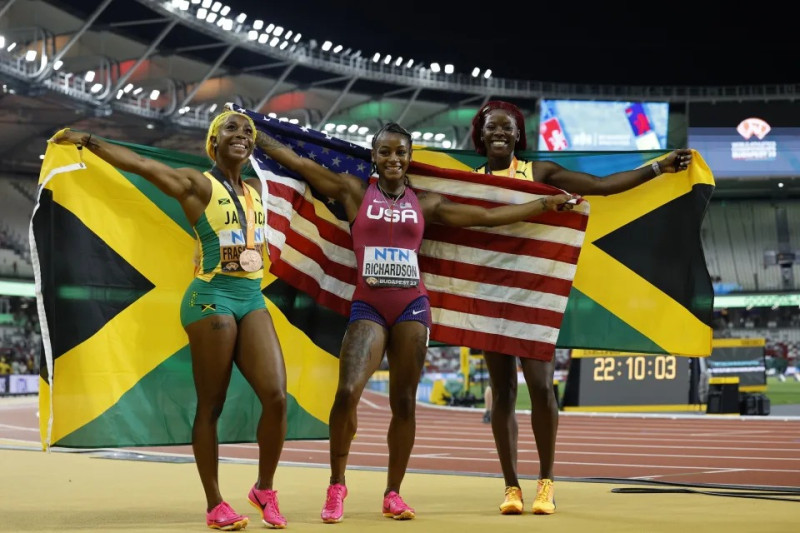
[593,355,677,382]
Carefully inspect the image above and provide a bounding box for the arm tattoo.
[256,130,287,152]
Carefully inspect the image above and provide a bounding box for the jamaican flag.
[32,140,341,449]
[412,148,715,356]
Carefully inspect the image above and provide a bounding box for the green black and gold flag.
[412,148,715,356]
[32,141,340,449]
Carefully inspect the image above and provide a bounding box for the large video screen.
[538,99,669,151]
[687,102,800,178]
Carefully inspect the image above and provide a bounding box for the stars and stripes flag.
[231,104,590,360]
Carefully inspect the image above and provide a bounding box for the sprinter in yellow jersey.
[51,111,288,531]
[470,100,692,518]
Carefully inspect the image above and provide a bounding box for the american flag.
[231,104,590,360]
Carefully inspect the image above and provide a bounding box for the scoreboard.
[562,350,698,412]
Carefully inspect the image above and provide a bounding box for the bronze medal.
[239,249,262,272]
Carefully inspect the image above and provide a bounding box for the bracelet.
[651,161,662,177]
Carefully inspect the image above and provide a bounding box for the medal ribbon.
[208,167,256,251]
[484,156,518,178]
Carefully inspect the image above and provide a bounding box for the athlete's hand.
[659,149,693,173]
[49,127,86,146]
[544,194,578,212]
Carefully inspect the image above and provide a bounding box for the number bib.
[362,246,420,288]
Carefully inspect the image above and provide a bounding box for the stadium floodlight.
[53,59,63,71]
[248,30,258,40]
[279,41,288,50]
[406,59,414,68]
[253,19,263,30]
[284,30,293,40]
[201,0,211,7]
[258,33,268,44]
[133,87,143,95]
[6,42,16,52]
[269,37,279,47]
[294,33,302,42]
[411,131,422,139]
[348,124,358,133]
[123,83,133,93]
[196,8,207,18]
[268,112,277,118]
[442,140,452,148]
[422,132,434,140]
[444,64,454,74]
[208,103,217,113]
[221,19,233,31]
[289,118,299,124]
[471,67,480,77]
[357,126,369,135]
[265,23,275,33]
[383,55,392,65]
[434,133,445,141]
[84,70,95,82]
[25,50,36,62]
[372,53,380,63]
[220,5,230,16]
[324,123,335,131]
[179,0,190,10]
[235,13,246,23]
[206,12,217,23]
[0,36,4,49]
[336,124,347,133]
[149,90,160,100]
[322,41,332,51]
[430,62,440,73]
[395,57,403,67]
[273,26,284,37]
[116,89,123,99]
[90,83,103,94]
[210,2,221,13]
[333,44,343,53]
[483,69,492,79]
[191,0,201,4]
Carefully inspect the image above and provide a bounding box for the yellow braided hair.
[205,110,257,161]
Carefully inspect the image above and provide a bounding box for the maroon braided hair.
[470,100,527,155]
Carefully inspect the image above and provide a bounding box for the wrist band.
[651,161,662,177]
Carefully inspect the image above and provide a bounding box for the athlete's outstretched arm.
[50,128,197,200]
[537,148,692,196]
[423,192,575,228]
[255,131,365,215]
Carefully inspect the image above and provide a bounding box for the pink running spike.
[382,491,415,520]
[247,485,287,529]
[206,501,249,531]
[321,483,348,523]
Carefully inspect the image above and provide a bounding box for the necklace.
[377,182,405,211]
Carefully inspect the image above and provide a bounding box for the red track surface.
[2,391,799,488]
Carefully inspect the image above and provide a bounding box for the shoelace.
[213,502,237,519]
[325,486,345,512]
[385,493,406,511]
[504,487,521,499]
[535,481,553,503]
[262,490,278,511]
